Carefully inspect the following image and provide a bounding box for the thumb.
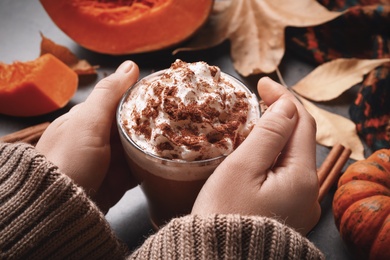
[223,97,298,175]
[83,60,139,123]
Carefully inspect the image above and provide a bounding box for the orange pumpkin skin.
[333,149,390,260]
[0,54,78,117]
[367,149,390,172]
[371,215,390,260]
[40,0,214,55]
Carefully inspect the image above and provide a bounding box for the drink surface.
[120,59,259,161]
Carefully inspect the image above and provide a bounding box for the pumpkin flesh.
[40,0,214,54]
[0,54,78,117]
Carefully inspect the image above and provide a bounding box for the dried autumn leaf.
[40,32,98,77]
[292,58,390,101]
[298,96,364,160]
[71,60,98,77]
[174,0,343,76]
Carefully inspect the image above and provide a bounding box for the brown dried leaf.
[40,32,98,77]
[298,96,364,160]
[292,58,390,101]
[174,0,343,76]
[71,60,98,76]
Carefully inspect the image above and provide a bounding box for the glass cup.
[117,70,260,229]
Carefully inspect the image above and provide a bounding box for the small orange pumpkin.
[333,149,390,260]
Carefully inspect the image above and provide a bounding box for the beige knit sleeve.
[130,214,325,260]
[0,142,128,259]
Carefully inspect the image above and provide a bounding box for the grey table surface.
[0,0,366,258]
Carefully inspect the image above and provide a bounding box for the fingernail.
[269,98,296,119]
[116,60,134,73]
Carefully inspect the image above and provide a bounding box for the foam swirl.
[120,60,259,161]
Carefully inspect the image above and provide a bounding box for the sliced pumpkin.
[40,0,214,54]
[0,53,78,117]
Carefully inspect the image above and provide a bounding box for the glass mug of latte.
[117,60,260,228]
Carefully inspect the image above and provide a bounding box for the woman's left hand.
[36,60,140,212]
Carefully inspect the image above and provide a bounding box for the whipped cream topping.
[120,59,259,161]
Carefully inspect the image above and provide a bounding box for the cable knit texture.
[0,143,127,259]
[0,142,324,259]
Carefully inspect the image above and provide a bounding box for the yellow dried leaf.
[298,96,365,160]
[292,58,390,101]
[174,0,343,76]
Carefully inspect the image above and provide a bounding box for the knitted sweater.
[0,142,324,259]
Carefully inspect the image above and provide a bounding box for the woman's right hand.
[192,77,321,235]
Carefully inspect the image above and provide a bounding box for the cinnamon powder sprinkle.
[123,60,258,160]
[131,76,250,156]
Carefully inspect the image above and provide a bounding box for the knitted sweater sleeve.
[0,142,324,259]
[0,142,128,259]
[130,214,325,259]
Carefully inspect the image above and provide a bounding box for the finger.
[216,97,298,181]
[83,60,139,125]
[233,77,300,169]
[257,77,298,107]
[240,97,297,169]
[257,77,317,169]
[257,77,314,129]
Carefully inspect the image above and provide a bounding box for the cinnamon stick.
[318,147,352,203]
[0,122,50,145]
[317,143,345,187]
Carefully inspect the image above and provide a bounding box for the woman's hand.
[36,61,139,212]
[192,77,321,235]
